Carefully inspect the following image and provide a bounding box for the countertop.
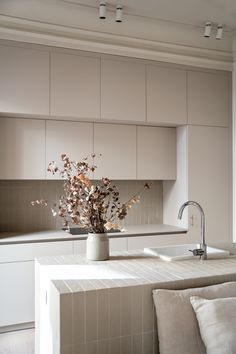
[0,224,187,245]
[36,243,236,294]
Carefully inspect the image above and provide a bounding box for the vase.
[86,233,109,261]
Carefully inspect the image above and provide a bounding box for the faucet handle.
[189,248,205,257]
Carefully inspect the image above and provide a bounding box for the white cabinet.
[187,71,230,127]
[187,125,230,243]
[0,118,45,179]
[73,240,86,254]
[50,52,100,119]
[94,123,136,179]
[101,58,145,122]
[0,241,73,328]
[137,126,176,180]
[127,234,188,250]
[0,45,49,115]
[163,125,230,245]
[0,261,35,327]
[147,65,187,125]
[46,120,93,179]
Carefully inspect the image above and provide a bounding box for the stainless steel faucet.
[178,201,207,260]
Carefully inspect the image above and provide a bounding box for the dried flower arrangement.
[32,154,150,234]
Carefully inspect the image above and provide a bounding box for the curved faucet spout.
[178,200,207,260]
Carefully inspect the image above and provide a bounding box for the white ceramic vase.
[86,233,109,261]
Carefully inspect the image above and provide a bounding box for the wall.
[0,180,162,233]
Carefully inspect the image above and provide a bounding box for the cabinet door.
[147,65,187,125]
[110,237,127,252]
[0,45,49,115]
[94,123,136,179]
[50,52,100,119]
[101,58,145,122]
[188,71,229,127]
[188,126,230,243]
[73,240,86,254]
[0,261,35,326]
[127,234,188,250]
[137,126,176,180]
[46,120,93,179]
[0,118,45,179]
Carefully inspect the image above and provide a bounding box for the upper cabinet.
[147,65,187,125]
[187,71,230,127]
[0,45,49,115]
[50,52,100,119]
[46,120,93,179]
[101,58,146,122]
[94,123,136,179]
[0,118,45,179]
[137,126,176,180]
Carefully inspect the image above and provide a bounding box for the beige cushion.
[152,281,236,354]
[190,296,236,354]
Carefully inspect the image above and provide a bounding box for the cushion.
[152,281,236,354]
[190,296,236,354]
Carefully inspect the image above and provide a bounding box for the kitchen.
[0,0,236,353]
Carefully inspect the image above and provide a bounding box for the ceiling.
[0,0,235,69]
[61,0,236,31]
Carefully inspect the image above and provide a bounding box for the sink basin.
[144,244,230,261]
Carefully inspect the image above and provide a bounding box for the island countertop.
[35,244,236,354]
[0,223,187,245]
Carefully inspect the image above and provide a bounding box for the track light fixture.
[99,0,106,19]
[216,24,223,40]
[204,22,212,38]
[115,5,123,23]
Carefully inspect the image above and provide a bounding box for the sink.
[144,244,230,261]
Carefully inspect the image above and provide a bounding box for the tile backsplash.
[0,180,162,232]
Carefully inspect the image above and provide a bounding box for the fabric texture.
[152,281,236,354]
[190,296,236,354]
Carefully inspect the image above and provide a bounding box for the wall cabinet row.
[0,44,230,126]
[0,118,176,180]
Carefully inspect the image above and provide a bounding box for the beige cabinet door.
[137,126,176,180]
[0,45,49,115]
[147,65,187,125]
[46,120,93,179]
[187,125,230,243]
[0,118,45,179]
[101,58,145,122]
[94,123,136,179]
[50,52,100,119]
[187,71,230,127]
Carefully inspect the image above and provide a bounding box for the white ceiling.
[61,0,236,31]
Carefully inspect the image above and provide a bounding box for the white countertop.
[0,224,187,245]
[36,243,236,294]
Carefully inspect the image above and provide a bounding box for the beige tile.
[73,342,85,354]
[142,285,155,333]
[121,336,132,354]
[98,339,109,354]
[131,286,142,335]
[109,337,121,354]
[72,292,85,347]
[133,334,142,354]
[85,291,97,342]
[142,332,153,354]
[86,341,98,354]
[60,293,73,348]
[109,288,121,338]
[120,287,132,336]
[97,289,109,340]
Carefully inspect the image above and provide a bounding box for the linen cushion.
[190,296,236,354]
[152,281,236,354]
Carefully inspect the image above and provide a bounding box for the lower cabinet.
[0,241,74,329]
[127,234,188,250]
[0,261,34,327]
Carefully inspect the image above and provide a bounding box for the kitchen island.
[35,244,236,354]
